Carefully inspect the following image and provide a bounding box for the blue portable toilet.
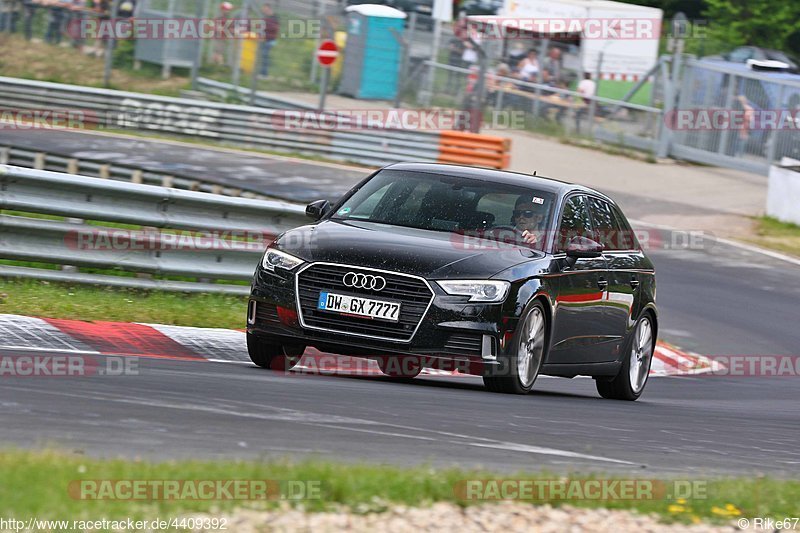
[339,5,407,100]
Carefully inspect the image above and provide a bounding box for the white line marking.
[629,218,800,267]
[0,345,101,355]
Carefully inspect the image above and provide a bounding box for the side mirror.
[305,200,331,220]
[564,236,604,262]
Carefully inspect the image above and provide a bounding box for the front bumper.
[247,264,516,372]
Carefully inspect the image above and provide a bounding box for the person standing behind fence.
[21,0,36,40]
[44,0,66,45]
[212,2,234,65]
[257,3,279,79]
[0,0,12,32]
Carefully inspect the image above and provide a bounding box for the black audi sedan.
[247,163,657,400]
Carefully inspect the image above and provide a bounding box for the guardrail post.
[66,159,79,174]
[0,147,9,165]
[162,175,174,188]
[33,153,45,170]
[99,164,110,179]
[131,170,143,184]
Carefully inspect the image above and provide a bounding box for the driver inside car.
[512,195,546,246]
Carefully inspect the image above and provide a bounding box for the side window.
[611,205,639,250]
[557,195,593,252]
[588,198,623,251]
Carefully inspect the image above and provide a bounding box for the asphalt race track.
[1,223,798,476]
[2,131,799,476]
[0,129,365,202]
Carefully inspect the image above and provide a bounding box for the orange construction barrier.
[437,131,511,169]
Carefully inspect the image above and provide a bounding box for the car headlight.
[437,280,510,302]
[262,248,304,271]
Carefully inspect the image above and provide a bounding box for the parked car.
[711,46,799,73]
[247,163,658,400]
[458,0,503,16]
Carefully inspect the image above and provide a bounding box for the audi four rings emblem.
[343,272,387,291]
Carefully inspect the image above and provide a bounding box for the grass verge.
[0,450,798,525]
[747,216,800,258]
[0,279,246,329]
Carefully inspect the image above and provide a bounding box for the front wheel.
[596,313,654,401]
[246,333,303,371]
[483,302,547,394]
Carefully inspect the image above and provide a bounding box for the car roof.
[382,162,614,203]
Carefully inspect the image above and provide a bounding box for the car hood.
[275,219,542,279]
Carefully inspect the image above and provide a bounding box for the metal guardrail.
[0,76,442,167]
[0,145,270,199]
[0,165,308,294]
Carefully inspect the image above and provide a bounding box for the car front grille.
[296,263,434,342]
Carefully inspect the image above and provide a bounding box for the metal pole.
[309,0,321,83]
[421,17,443,106]
[318,66,330,111]
[588,51,603,137]
[191,0,212,90]
[232,0,252,89]
[533,38,548,119]
[250,32,263,105]
[393,12,415,108]
[469,35,486,134]
[102,0,121,88]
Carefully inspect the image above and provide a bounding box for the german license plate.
[317,291,401,322]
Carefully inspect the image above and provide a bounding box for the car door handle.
[630,278,640,289]
[597,278,608,290]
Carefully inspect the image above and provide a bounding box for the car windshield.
[330,170,557,250]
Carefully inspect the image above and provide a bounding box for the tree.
[703,0,800,57]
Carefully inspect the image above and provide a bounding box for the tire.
[377,356,422,378]
[596,313,655,401]
[246,333,303,371]
[483,301,547,394]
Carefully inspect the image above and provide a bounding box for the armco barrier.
[0,145,267,199]
[438,131,512,169]
[0,165,308,294]
[0,77,440,167]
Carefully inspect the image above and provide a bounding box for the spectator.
[517,49,539,81]
[486,63,514,106]
[118,0,134,18]
[731,94,754,157]
[577,72,596,104]
[45,0,66,44]
[507,41,526,69]
[543,46,562,85]
[446,36,464,92]
[21,0,35,40]
[211,2,234,65]
[258,2,279,79]
[0,0,14,32]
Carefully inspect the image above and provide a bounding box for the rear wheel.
[596,314,654,401]
[377,356,422,378]
[246,333,303,371]
[483,302,547,394]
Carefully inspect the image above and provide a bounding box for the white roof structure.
[345,4,408,19]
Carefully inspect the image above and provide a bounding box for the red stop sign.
[316,40,339,67]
